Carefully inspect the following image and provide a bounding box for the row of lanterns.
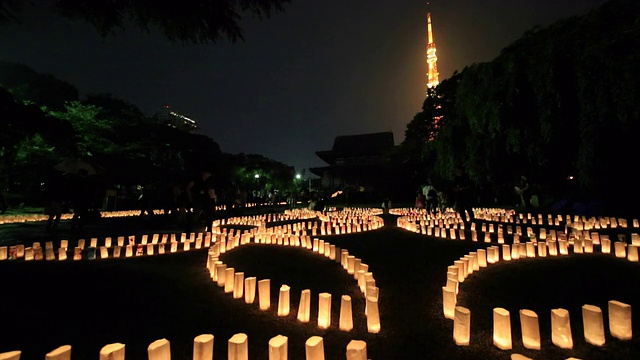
[0,232,216,261]
[0,334,368,360]
[442,238,635,353]
[206,229,381,334]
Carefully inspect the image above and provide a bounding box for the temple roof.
[315,131,395,164]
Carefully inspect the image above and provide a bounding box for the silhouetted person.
[43,172,68,235]
[452,166,475,225]
[514,174,532,211]
[138,182,156,218]
[186,170,217,232]
[69,169,93,232]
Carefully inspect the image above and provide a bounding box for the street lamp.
[255,174,260,179]
[296,174,301,180]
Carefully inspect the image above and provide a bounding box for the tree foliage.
[398,0,640,212]
[1,0,290,44]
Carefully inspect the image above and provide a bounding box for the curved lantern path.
[1,207,639,359]
[395,207,640,360]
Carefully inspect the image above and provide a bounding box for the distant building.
[156,104,198,131]
[310,132,395,192]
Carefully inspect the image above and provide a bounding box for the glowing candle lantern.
[525,242,535,258]
[297,289,311,322]
[233,272,244,299]
[56,247,67,261]
[353,258,361,279]
[228,333,248,360]
[268,335,288,360]
[215,264,227,287]
[245,277,256,304]
[193,334,214,360]
[453,306,471,346]
[469,252,479,271]
[338,295,354,331]
[442,287,456,320]
[347,256,356,275]
[608,300,632,340]
[502,245,511,261]
[510,354,532,360]
[601,238,611,253]
[551,308,573,349]
[559,240,569,255]
[0,246,6,261]
[345,340,367,360]
[45,345,71,360]
[304,336,324,360]
[147,338,170,360]
[224,268,235,293]
[341,250,349,268]
[329,245,336,260]
[0,351,21,360]
[510,244,519,260]
[517,243,526,258]
[24,247,34,261]
[454,260,465,282]
[99,246,108,259]
[478,249,487,267]
[582,304,605,346]
[446,278,458,294]
[614,242,627,258]
[278,285,291,316]
[366,296,381,333]
[574,239,583,254]
[357,270,366,293]
[317,292,332,328]
[259,279,270,310]
[628,245,639,262]
[170,242,178,253]
[537,242,547,257]
[519,309,541,350]
[72,247,82,260]
[99,343,125,360]
[493,307,512,350]
[548,240,558,256]
[318,239,325,254]
[463,255,474,275]
[78,239,85,250]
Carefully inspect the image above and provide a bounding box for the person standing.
[514,174,532,211]
[422,179,439,213]
[451,166,475,224]
[43,171,68,235]
[186,170,217,232]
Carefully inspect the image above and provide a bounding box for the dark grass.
[0,213,639,359]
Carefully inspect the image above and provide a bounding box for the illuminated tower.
[426,7,439,93]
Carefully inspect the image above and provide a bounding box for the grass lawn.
[0,211,638,359]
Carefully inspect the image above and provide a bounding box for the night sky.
[0,0,606,174]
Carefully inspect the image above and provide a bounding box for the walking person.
[451,165,475,225]
[43,171,68,235]
[186,169,217,232]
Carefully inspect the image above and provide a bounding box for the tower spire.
[426,2,439,93]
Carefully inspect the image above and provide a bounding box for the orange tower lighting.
[426,4,440,93]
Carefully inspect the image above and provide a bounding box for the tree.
[1,0,290,44]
